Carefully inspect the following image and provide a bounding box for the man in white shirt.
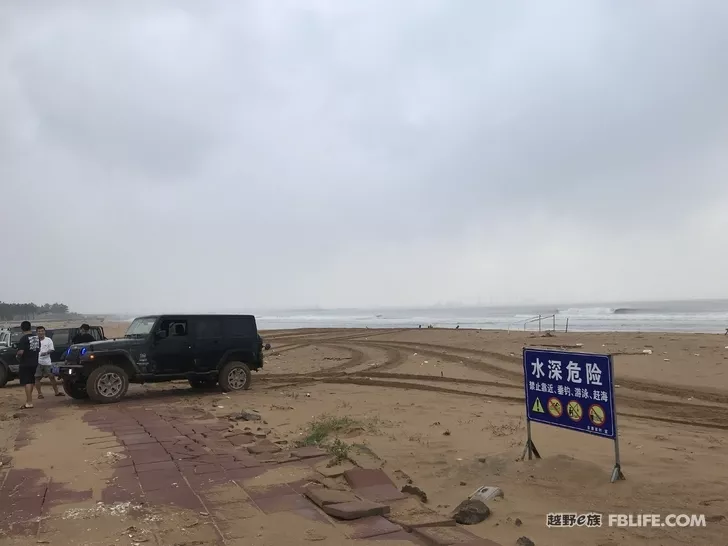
[35,326,63,398]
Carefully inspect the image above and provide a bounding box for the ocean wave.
[557,307,615,315]
[558,307,672,315]
[613,308,654,315]
[253,307,728,333]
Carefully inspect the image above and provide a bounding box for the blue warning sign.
[523,348,616,439]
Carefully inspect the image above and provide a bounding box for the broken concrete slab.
[314,460,356,478]
[303,486,359,508]
[344,468,395,489]
[354,484,409,503]
[342,515,403,539]
[347,446,384,469]
[317,476,351,491]
[322,500,390,520]
[247,440,282,455]
[386,498,456,531]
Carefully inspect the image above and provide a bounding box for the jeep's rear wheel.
[87,365,129,403]
[219,361,251,392]
[63,377,89,400]
[188,377,217,389]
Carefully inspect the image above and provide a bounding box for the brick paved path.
[1,405,500,545]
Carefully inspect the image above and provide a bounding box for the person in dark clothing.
[72,324,95,344]
[16,320,40,409]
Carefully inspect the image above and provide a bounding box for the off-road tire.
[218,361,251,392]
[0,364,8,388]
[63,377,89,400]
[87,364,129,403]
[188,377,218,389]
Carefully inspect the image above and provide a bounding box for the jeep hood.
[81,338,145,351]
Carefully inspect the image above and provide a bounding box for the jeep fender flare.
[215,349,255,371]
[89,351,141,375]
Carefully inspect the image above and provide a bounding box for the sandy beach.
[1,325,726,545]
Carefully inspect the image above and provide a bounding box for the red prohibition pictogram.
[566,400,583,422]
[588,404,606,427]
[547,397,563,418]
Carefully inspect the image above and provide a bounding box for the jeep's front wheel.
[87,365,129,403]
[219,361,251,392]
[63,378,89,400]
[0,365,8,388]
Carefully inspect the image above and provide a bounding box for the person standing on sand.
[72,323,95,344]
[35,326,63,398]
[15,321,40,409]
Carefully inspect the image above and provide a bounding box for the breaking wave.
[557,307,616,315]
[557,307,670,316]
[613,308,653,315]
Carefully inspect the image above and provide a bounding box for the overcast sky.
[2,1,728,314]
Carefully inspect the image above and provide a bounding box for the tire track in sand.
[257,338,728,432]
[257,373,728,432]
[266,329,410,357]
[353,339,728,405]
[348,340,728,425]
[259,341,404,380]
[333,340,523,384]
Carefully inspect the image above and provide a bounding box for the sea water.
[255,300,728,334]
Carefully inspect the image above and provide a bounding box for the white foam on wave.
[557,307,615,315]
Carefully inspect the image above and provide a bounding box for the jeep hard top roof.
[128,315,259,337]
[134,314,257,320]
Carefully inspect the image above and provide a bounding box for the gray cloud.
[2,0,728,312]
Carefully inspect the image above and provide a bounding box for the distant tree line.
[0,301,70,321]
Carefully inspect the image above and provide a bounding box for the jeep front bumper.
[58,364,84,377]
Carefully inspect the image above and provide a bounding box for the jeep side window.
[223,317,255,338]
[160,320,188,337]
[195,318,223,339]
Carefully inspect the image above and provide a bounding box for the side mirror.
[155,330,168,340]
[264,343,271,351]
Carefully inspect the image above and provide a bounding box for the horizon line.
[77,297,728,316]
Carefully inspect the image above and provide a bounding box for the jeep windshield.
[124,317,158,338]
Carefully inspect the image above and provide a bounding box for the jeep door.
[189,317,225,371]
[148,318,195,374]
[49,328,71,362]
